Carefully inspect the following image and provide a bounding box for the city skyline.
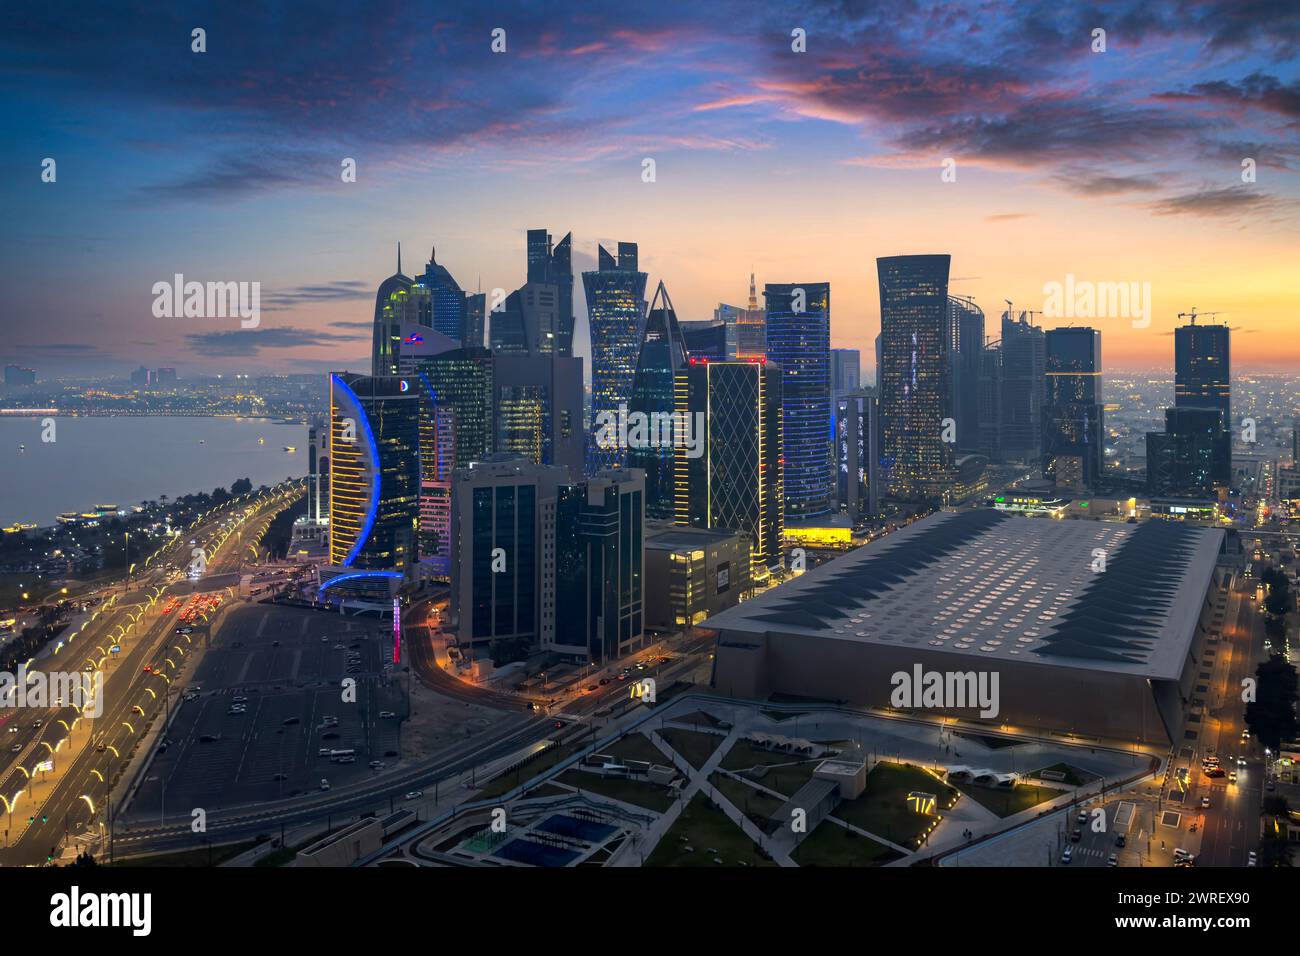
[4,1,1298,377]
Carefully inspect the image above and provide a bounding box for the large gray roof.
[704,510,1223,679]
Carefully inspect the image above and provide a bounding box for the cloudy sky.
[2,0,1297,379]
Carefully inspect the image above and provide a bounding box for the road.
[0,481,303,866]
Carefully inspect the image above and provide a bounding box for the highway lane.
[0,483,302,865]
[1197,578,1266,867]
[110,710,554,857]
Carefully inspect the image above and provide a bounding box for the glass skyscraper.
[584,242,647,473]
[764,282,831,517]
[675,359,784,583]
[999,310,1045,463]
[327,373,421,584]
[947,295,985,454]
[526,228,574,356]
[413,347,494,468]
[627,281,689,519]
[1042,326,1104,488]
[371,244,414,377]
[1175,319,1230,428]
[877,255,953,502]
[414,246,468,343]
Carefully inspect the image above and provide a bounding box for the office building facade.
[626,281,690,519]
[1042,326,1104,489]
[675,359,784,582]
[765,282,832,516]
[877,255,954,501]
[585,242,648,473]
[999,311,1045,463]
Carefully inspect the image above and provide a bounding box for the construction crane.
[1177,308,1225,325]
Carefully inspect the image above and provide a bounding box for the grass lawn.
[832,762,958,849]
[793,820,904,867]
[658,727,723,769]
[111,840,260,867]
[709,771,785,828]
[956,782,1059,818]
[474,739,586,800]
[645,793,774,867]
[718,740,820,796]
[556,769,677,812]
[606,733,670,767]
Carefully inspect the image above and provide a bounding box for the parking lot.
[128,602,408,816]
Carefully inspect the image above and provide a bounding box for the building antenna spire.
[397,242,402,275]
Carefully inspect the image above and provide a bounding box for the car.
[554,720,564,729]
[1060,847,1072,864]
[232,696,248,704]
[378,711,395,719]
[1241,729,1250,740]
[282,716,300,726]
[1107,853,1118,867]
[9,743,21,753]
[1247,851,1257,867]
[199,734,219,743]
[319,748,331,757]
[403,790,423,801]
[1115,834,1127,848]
[1076,810,1088,824]
[319,779,330,791]
[32,720,41,729]
[369,760,385,770]
[7,726,17,734]
[271,641,280,647]
[1228,771,1238,783]
[1206,768,1225,778]
[599,678,610,686]
[1070,829,1082,842]
[585,685,598,692]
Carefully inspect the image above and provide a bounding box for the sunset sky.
[3,0,1298,379]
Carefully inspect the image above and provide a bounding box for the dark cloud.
[261,281,371,311]
[1145,186,1288,217]
[186,325,356,358]
[1050,171,1166,196]
[1156,73,1300,119]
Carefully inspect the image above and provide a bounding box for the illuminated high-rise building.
[1042,326,1104,489]
[1146,407,1229,497]
[413,347,494,468]
[526,229,574,356]
[680,320,728,362]
[416,396,455,582]
[1175,318,1230,428]
[627,281,689,519]
[765,282,831,516]
[325,373,421,597]
[371,244,413,376]
[877,255,954,501]
[414,245,468,343]
[675,358,784,582]
[584,242,648,473]
[493,352,584,479]
[836,390,879,518]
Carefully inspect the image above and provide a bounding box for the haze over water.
[0,416,308,526]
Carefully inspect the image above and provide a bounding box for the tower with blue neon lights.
[764,282,832,517]
[327,372,421,596]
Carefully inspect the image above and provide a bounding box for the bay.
[0,416,308,527]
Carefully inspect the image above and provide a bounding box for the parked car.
[403,790,423,801]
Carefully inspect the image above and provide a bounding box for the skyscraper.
[464,291,486,349]
[1175,318,1230,428]
[493,352,584,479]
[489,282,558,354]
[552,470,645,663]
[832,348,861,397]
[417,402,455,580]
[680,320,728,361]
[1042,327,1104,488]
[627,281,690,518]
[999,310,1046,463]
[735,272,767,360]
[877,255,954,501]
[977,345,1003,462]
[947,295,984,454]
[450,459,568,652]
[675,358,784,583]
[371,244,413,376]
[415,246,468,342]
[526,229,574,356]
[584,242,648,473]
[765,282,832,517]
[326,373,421,595]
[1146,407,1229,497]
[413,347,494,467]
[836,390,879,518]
